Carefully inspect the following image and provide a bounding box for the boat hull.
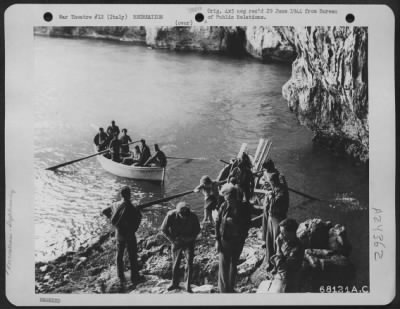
[96,150,165,182]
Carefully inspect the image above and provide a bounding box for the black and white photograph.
[31,25,370,295]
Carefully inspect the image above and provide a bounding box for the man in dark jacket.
[144,144,167,167]
[262,173,289,269]
[269,218,304,292]
[107,120,120,138]
[109,132,121,162]
[135,139,151,166]
[261,159,289,205]
[93,127,108,151]
[161,202,200,293]
[102,186,143,287]
[229,153,254,202]
[216,183,250,293]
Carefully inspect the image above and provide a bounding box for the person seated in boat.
[144,144,167,167]
[119,128,132,157]
[122,146,141,166]
[134,139,151,166]
[107,120,120,139]
[94,127,108,151]
[109,132,122,162]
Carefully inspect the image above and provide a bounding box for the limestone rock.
[282,27,368,162]
[245,26,296,62]
[297,218,333,249]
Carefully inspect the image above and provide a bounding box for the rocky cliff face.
[34,26,368,162]
[281,27,368,162]
[145,26,247,56]
[244,26,296,63]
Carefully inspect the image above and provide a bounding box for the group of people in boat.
[102,151,303,293]
[94,120,167,167]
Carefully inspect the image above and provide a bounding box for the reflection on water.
[34,36,368,286]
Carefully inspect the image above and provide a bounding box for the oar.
[287,187,325,202]
[46,140,140,171]
[137,190,195,210]
[166,156,207,161]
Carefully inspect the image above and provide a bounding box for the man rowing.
[134,139,151,166]
[144,144,167,168]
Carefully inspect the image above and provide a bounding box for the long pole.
[166,156,207,161]
[137,190,195,210]
[46,140,140,171]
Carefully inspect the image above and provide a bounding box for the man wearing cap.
[93,127,108,151]
[194,175,222,225]
[160,202,201,293]
[135,139,151,166]
[216,183,251,293]
[261,159,288,202]
[102,186,143,288]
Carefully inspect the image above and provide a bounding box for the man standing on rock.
[160,202,200,293]
[262,173,289,270]
[216,183,251,293]
[102,186,143,288]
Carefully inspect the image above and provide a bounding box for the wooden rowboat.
[95,146,166,182]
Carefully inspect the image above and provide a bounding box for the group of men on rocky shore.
[102,153,304,293]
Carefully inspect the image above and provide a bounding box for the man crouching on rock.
[161,202,201,293]
[102,186,143,289]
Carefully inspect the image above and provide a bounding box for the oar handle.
[46,148,110,171]
[166,156,206,160]
[137,190,195,210]
[287,187,323,201]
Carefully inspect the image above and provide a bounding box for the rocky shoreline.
[35,217,356,294]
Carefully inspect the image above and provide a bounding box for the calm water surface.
[34,36,368,286]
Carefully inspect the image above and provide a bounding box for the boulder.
[297,218,333,249]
